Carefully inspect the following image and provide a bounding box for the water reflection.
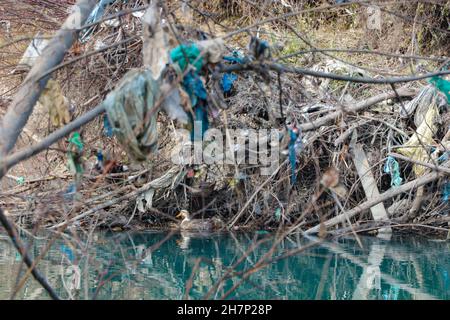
[0,231,448,300]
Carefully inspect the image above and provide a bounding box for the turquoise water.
[0,231,449,300]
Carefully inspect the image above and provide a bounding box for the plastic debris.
[141,4,189,125]
[64,183,77,201]
[170,43,204,73]
[103,69,160,161]
[288,127,302,185]
[275,207,282,222]
[38,79,71,128]
[183,71,208,107]
[398,103,439,176]
[16,176,25,185]
[442,181,450,202]
[384,156,403,187]
[443,269,449,289]
[60,244,75,262]
[103,114,113,137]
[303,59,369,99]
[248,37,271,61]
[429,75,450,102]
[102,17,120,28]
[170,39,224,83]
[95,150,104,172]
[67,153,83,175]
[67,132,84,175]
[190,103,209,141]
[438,151,449,163]
[132,10,145,19]
[170,44,210,140]
[223,51,246,64]
[95,150,128,175]
[79,0,117,43]
[221,73,237,94]
[135,167,181,213]
[65,265,81,291]
[142,3,170,79]
[160,83,190,124]
[169,40,224,140]
[171,45,209,140]
[15,32,49,72]
[137,189,155,213]
[68,132,84,151]
[96,150,104,162]
[400,85,436,125]
[196,38,225,64]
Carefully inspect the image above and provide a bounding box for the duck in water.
[175,210,224,231]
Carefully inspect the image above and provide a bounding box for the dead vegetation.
[0,0,449,240]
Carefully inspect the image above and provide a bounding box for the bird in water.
[175,210,224,231]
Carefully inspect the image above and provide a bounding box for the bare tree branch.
[305,171,444,234]
[0,208,60,299]
[0,104,105,176]
[0,0,97,160]
[220,62,450,84]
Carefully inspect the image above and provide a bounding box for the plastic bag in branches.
[103,69,160,162]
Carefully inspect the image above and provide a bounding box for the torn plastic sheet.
[429,75,450,102]
[38,79,71,128]
[160,84,189,124]
[221,73,237,94]
[398,104,439,176]
[183,71,207,108]
[443,181,450,202]
[137,189,155,213]
[223,51,246,64]
[170,43,204,73]
[103,114,113,137]
[16,32,49,72]
[79,0,117,43]
[103,69,160,161]
[384,156,403,187]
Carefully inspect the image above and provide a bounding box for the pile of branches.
[0,0,74,29]
[0,0,450,240]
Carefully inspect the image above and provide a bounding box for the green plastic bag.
[170,44,204,73]
[103,69,160,161]
[68,132,84,151]
[429,76,450,102]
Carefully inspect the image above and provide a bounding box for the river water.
[0,231,448,300]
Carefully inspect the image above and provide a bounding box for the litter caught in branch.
[429,75,450,102]
[384,156,403,187]
[103,69,160,162]
[398,103,439,177]
[142,2,170,80]
[38,79,72,128]
[15,32,49,73]
[79,0,117,43]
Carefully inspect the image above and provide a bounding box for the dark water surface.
[0,231,449,300]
